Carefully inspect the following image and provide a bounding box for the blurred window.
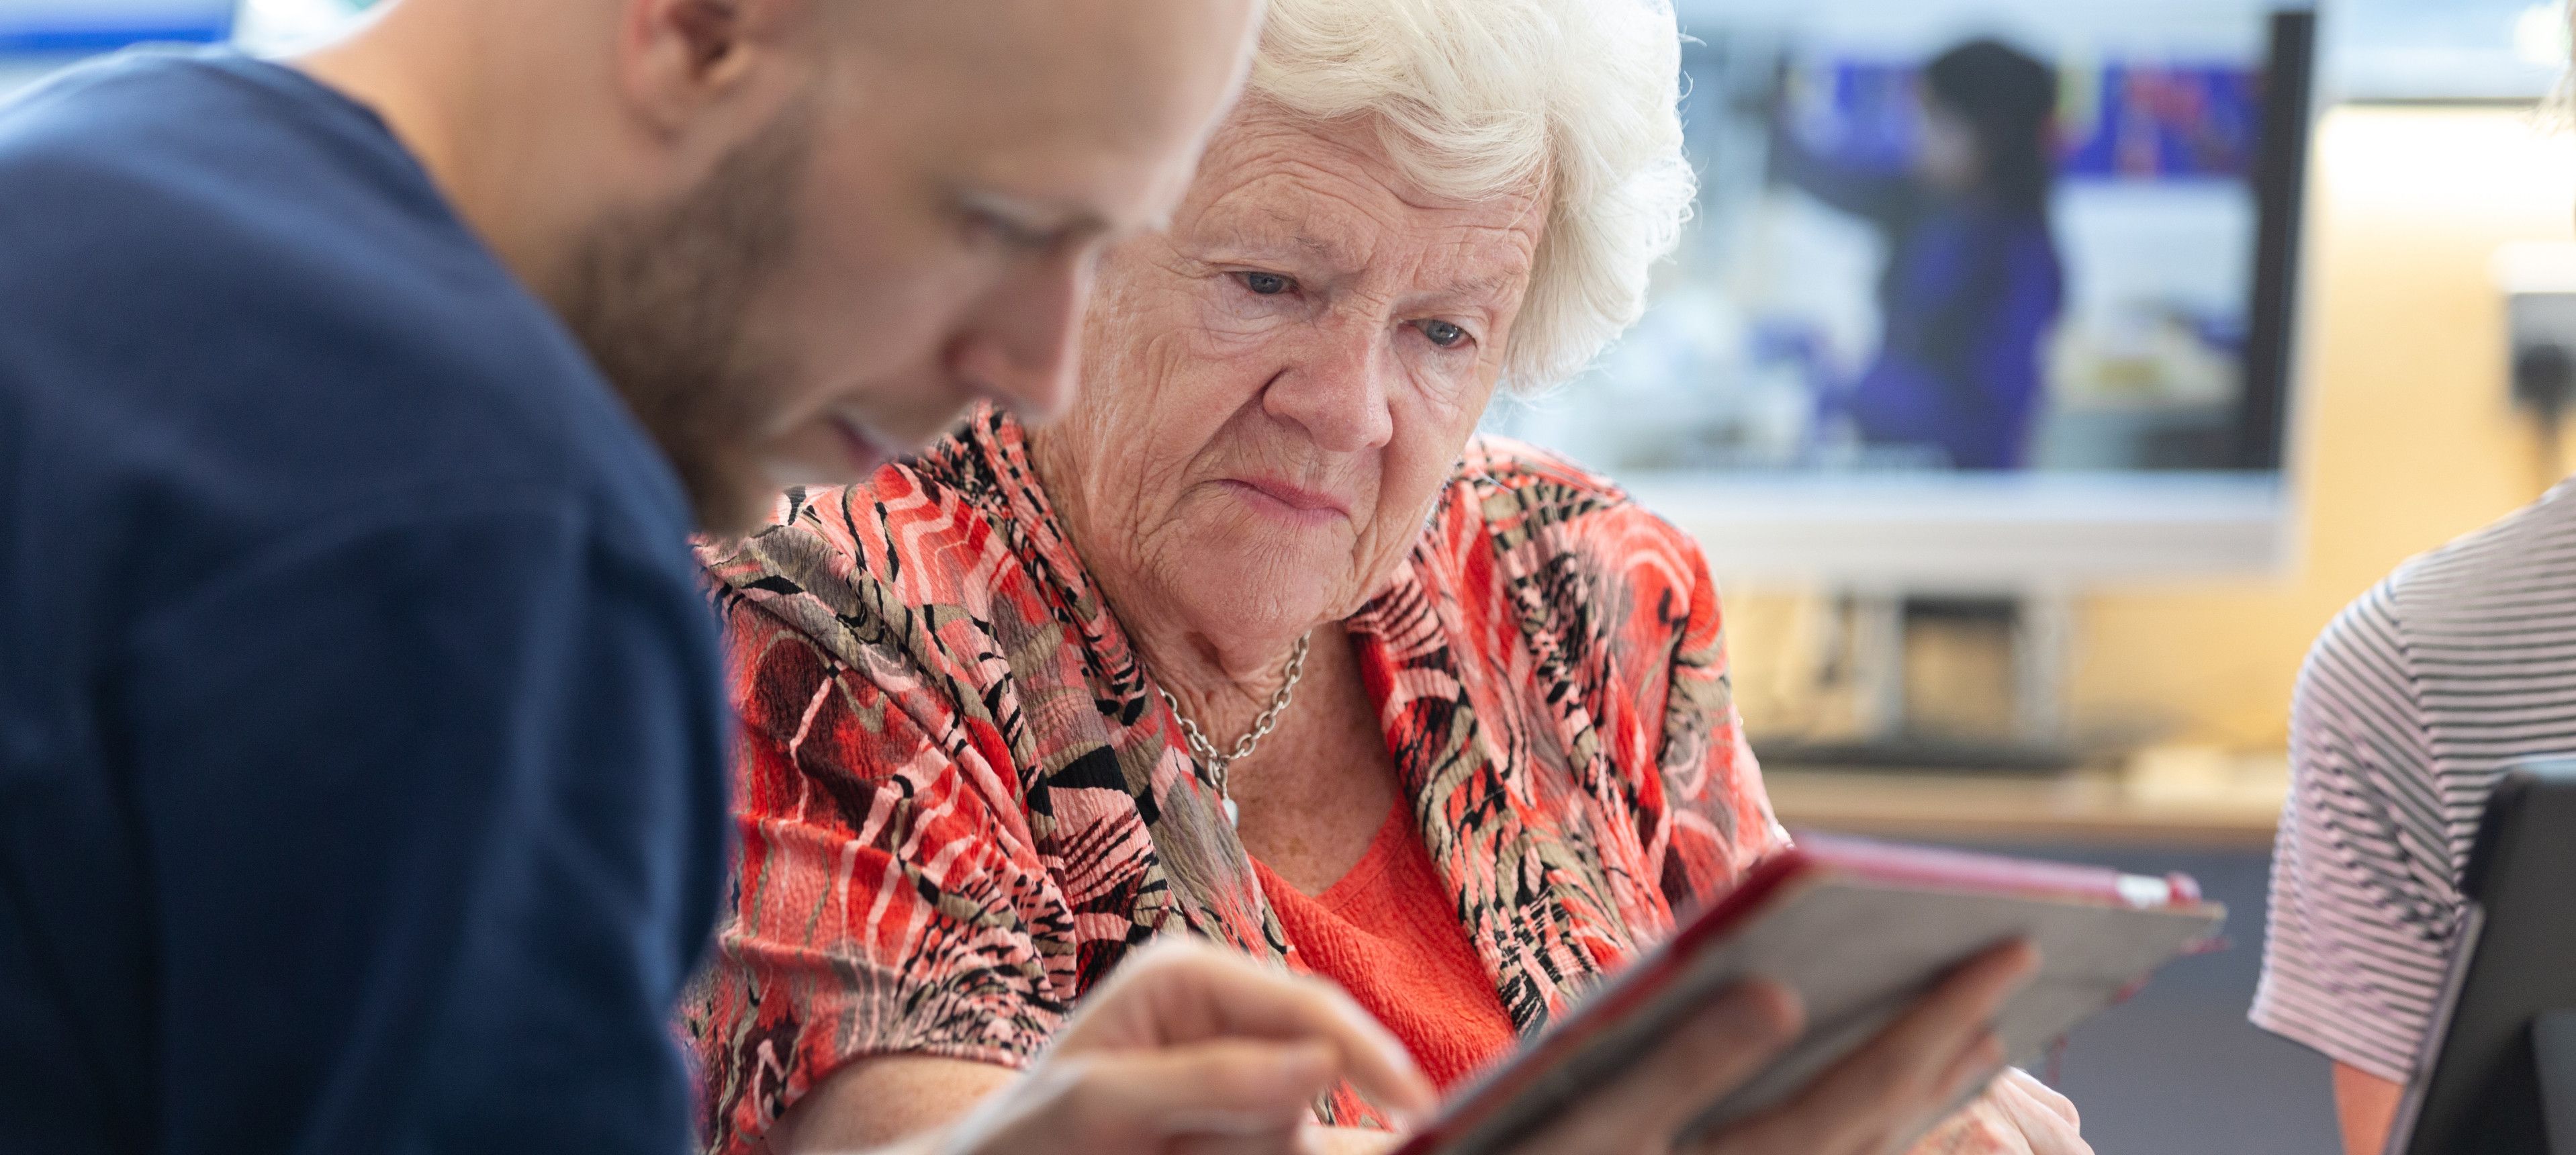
[2330,0,2567,101]
[232,0,377,56]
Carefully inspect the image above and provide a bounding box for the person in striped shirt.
[2254,481,2576,1154]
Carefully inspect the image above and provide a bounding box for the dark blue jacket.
[0,50,727,1155]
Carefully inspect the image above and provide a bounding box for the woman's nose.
[1262,317,1395,455]
[952,247,1094,424]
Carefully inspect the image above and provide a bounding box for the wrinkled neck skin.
[1031,428,1381,750]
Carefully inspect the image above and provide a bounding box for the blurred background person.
[2251,479,2576,1155]
[2250,11,2576,1155]
[1770,38,2066,470]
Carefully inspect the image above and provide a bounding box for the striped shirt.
[2253,481,2576,1082]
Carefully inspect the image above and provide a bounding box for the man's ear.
[615,0,800,138]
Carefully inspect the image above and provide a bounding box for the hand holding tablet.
[1478,938,2046,1155]
[1385,835,2221,1155]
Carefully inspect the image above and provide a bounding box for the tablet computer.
[2389,760,2576,1154]
[1392,833,2224,1155]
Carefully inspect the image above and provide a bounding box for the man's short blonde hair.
[1244,0,1694,393]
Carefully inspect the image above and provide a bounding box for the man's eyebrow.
[958,189,1115,240]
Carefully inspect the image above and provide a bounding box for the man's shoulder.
[2387,483,2576,614]
[2299,483,2576,746]
[0,50,689,552]
[0,51,430,259]
[0,50,241,166]
[0,51,543,371]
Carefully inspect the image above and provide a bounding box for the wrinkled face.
[572,0,1260,533]
[1033,108,1549,646]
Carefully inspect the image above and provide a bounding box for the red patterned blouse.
[684,407,1786,1153]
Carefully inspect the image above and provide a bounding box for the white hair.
[1244,0,1695,393]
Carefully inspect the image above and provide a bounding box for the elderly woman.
[686,1,2088,1152]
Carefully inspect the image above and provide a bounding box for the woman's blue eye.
[1421,320,1469,349]
[1240,272,1293,295]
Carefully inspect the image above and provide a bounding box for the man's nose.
[951,247,1093,424]
[1263,314,1395,455]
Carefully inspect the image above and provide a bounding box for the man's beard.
[556,97,815,536]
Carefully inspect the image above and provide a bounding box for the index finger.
[1062,938,1439,1125]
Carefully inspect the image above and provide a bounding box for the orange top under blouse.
[1252,802,1522,1093]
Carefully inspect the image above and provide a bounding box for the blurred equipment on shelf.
[1764,746,2289,847]
[2493,241,2576,492]
[1750,592,2086,774]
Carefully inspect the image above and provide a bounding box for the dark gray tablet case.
[2390,760,2576,1154]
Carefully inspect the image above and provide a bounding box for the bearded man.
[0,2,1446,1153]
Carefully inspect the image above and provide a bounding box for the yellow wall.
[1730,107,2576,750]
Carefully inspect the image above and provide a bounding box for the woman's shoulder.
[1429,441,1772,923]
[697,410,1066,666]
[700,476,980,614]
[1443,433,1710,580]
[1455,432,1627,498]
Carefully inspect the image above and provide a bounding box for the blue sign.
[1792,56,2262,183]
[0,1,236,54]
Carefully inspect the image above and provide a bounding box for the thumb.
[2000,1068,2080,1129]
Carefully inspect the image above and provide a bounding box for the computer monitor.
[1490,2,2321,591]
[2389,760,2576,1154]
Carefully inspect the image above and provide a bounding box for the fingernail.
[1714,982,1802,1046]
[1274,1041,1335,1088]
[1369,1024,1423,1080]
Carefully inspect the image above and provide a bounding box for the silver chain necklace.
[1156,635,1310,827]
